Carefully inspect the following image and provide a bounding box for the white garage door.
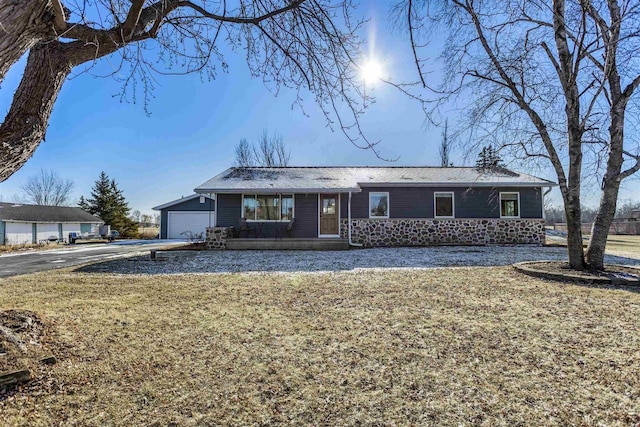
[5,222,33,245]
[167,211,214,239]
[36,223,59,242]
[62,223,81,236]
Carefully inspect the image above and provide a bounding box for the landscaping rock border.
[513,261,640,286]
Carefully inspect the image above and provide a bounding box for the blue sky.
[0,1,638,215]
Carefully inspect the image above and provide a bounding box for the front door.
[319,194,339,236]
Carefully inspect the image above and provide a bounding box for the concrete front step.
[226,238,349,250]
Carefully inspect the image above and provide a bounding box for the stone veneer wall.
[340,218,545,247]
[206,227,228,250]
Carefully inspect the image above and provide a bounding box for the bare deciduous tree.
[234,130,291,167]
[0,0,379,181]
[19,169,74,206]
[399,0,640,270]
[615,200,640,219]
[235,139,255,167]
[140,213,153,226]
[130,209,142,223]
[439,119,452,167]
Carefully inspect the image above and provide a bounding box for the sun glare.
[361,59,383,84]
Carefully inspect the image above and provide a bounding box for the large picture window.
[369,192,389,218]
[500,192,520,218]
[243,194,294,221]
[434,192,454,218]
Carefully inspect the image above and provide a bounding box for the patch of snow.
[79,245,640,275]
[545,229,568,237]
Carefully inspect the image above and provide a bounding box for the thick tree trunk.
[587,182,619,270]
[552,0,586,270]
[0,0,53,83]
[0,41,72,181]
[586,104,626,270]
[562,187,585,269]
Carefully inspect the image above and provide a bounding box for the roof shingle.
[195,166,556,194]
[0,203,103,223]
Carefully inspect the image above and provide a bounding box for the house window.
[243,195,256,219]
[243,194,294,221]
[369,192,389,218]
[199,195,205,204]
[281,196,294,220]
[500,192,520,218]
[434,192,454,218]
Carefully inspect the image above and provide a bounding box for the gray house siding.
[218,193,317,238]
[515,187,543,218]
[342,186,542,219]
[292,194,318,238]
[159,196,216,238]
[216,194,241,228]
[212,186,542,239]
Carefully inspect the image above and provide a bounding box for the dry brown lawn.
[604,235,640,258]
[1,267,639,426]
[138,227,160,239]
[545,233,640,259]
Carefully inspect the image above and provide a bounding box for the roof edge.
[357,181,557,187]
[194,188,362,194]
[152,194,214,210]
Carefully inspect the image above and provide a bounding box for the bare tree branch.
[0,0,379,181]
[20,169,74,206]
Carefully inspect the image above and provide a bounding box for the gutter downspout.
[348,191,363,247]
[543,186,553,222]
[209,193,217,228]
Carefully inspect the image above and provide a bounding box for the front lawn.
[604,235,640,258]
[1,267,639,425]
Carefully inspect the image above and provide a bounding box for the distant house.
[172,166,556,249]
[153,194,215,239]
[0,203,103,245]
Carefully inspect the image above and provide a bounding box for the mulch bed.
[159,242,207,251]
[514,261,640,285]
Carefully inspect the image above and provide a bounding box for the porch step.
[226,238,349,250]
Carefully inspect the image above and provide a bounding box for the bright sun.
[361,59,383,84]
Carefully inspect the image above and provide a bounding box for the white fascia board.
[152,194,214,211]
[194,187,362,194]
[2,219,103,223]
[357,181,557,188]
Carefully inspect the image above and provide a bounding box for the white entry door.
[167,211,214,239]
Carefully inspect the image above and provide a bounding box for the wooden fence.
[553,220,640,235]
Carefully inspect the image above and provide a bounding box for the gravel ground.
[77,245,640,275]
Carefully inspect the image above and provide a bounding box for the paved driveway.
[78,245,640,275]
[0,240,186,278]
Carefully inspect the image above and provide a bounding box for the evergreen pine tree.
[475,145,504,171]
[80,172,139,238]
[77,195,90,211]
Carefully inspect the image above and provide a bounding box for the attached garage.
[0,203,103,245]
[153,194,215,239]
[167,211,215,239]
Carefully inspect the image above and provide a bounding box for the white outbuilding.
[0,202,103,245]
